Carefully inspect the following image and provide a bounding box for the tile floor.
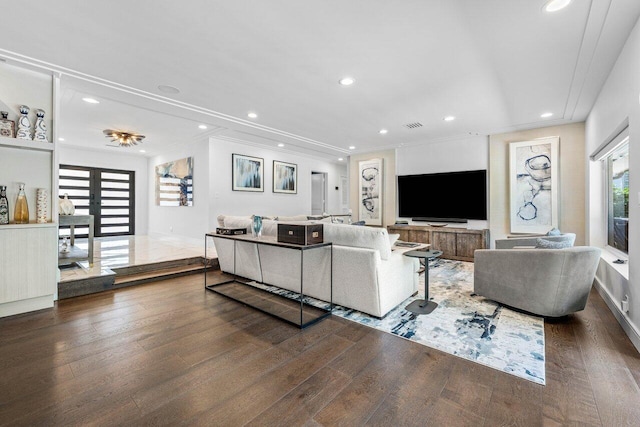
[58,234,213,282]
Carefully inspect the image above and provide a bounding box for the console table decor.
[277,222,323,245]
[205,233,332,328]
[403,249,442,315]
[58,214,94,266]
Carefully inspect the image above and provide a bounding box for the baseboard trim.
[593,277,640,353]
[0,295,54,318]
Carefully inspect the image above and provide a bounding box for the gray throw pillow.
[535,238,572,249]
[546,227,561,236]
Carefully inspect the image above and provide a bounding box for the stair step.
[113,263,211,286]
[111,256,205,277]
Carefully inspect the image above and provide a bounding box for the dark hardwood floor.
[1,270,639,426]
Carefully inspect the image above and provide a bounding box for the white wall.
[396,136,489,228]
[397,136,489,176]
[209,137,347,230]
[585,15,640,350]
[58,145,149,235]
[147,138,209,240]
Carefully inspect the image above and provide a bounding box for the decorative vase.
[0,111,15,138]
[60,236,70,254]
[16,105,31,140]
[33,109,48,143]
[59,193,75,215]
[0,185,9,224]
[36,188,48,223]
[14,183,29,224]
[252,215,262,237]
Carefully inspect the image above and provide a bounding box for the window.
[606,141,629,254]
[59,165,135,237]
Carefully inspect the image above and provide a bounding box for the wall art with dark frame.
[232,153,264,192]
[272,160,297,194]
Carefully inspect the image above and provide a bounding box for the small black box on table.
[277,223,323,245]
[216,227,247,235]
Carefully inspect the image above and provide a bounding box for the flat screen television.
[397,169,487,222]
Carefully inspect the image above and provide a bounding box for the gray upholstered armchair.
[473,246,601,317]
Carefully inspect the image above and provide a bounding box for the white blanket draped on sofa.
[214,215,420,318]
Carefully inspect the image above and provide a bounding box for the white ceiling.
[1,0,639,161]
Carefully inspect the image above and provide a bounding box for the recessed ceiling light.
[444,116,455,121]
[82,97,99,104]
[339,77,355,86]
[338,158,344,161]
[277,143,285,147]
[541,112,553,118]
[349,146,356,150]
[379,129,388,134]
[247,112,258,119]
[139,149,146,153]
[544,0,571,12]
[198,124,207,129]
[157,85,181,94]
[58,137,65,142]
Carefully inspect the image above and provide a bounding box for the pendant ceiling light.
[103,129,145,147]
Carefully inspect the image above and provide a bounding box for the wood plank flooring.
[1,270,639,426]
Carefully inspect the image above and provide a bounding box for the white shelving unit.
[0,65,59,318]
[0,135,55,152]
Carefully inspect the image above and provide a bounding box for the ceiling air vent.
[403,122,423,129]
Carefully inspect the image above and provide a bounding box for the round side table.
[402,249,443,315]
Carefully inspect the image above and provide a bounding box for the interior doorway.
[311,172,327,215]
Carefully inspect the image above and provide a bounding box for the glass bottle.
[0,186,9,224]
[0,111,15,138]
[14,183,29,224]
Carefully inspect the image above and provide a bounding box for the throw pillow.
[388,233,400,246]
[535,238,572,249]
[546,227,561,236]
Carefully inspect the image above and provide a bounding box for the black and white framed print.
[232,153,264,192]
[272,160,297,194]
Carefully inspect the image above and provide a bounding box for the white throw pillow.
[389,233,400,246]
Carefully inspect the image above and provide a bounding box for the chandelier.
[103,129,145,147]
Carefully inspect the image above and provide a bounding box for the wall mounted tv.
[397,169,487,223]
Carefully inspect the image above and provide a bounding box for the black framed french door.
[58,165,135,237]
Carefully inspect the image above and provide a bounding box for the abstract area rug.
[333,259,545,385]
[249,259,545,385]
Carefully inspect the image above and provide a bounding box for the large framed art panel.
[232,153,264,192]
[155,157,193,206]
[358,158,383,226]
[509,136,559,234]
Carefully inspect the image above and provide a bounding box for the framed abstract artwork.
[273,160,297,194]
[509,136,559,234]
[358,158,383,226]
[232,153,264,192]
[155,157,193,206]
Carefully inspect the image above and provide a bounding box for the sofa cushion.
[389,233,400,246]
[222,215,252,231]
[276,214,310,222]
[323,222,392,260]
[535,237,573,249]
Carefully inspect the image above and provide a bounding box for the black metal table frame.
[403,249,443,315]
[204,233,333,329]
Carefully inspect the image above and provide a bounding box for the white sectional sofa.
[214,215,420,317]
